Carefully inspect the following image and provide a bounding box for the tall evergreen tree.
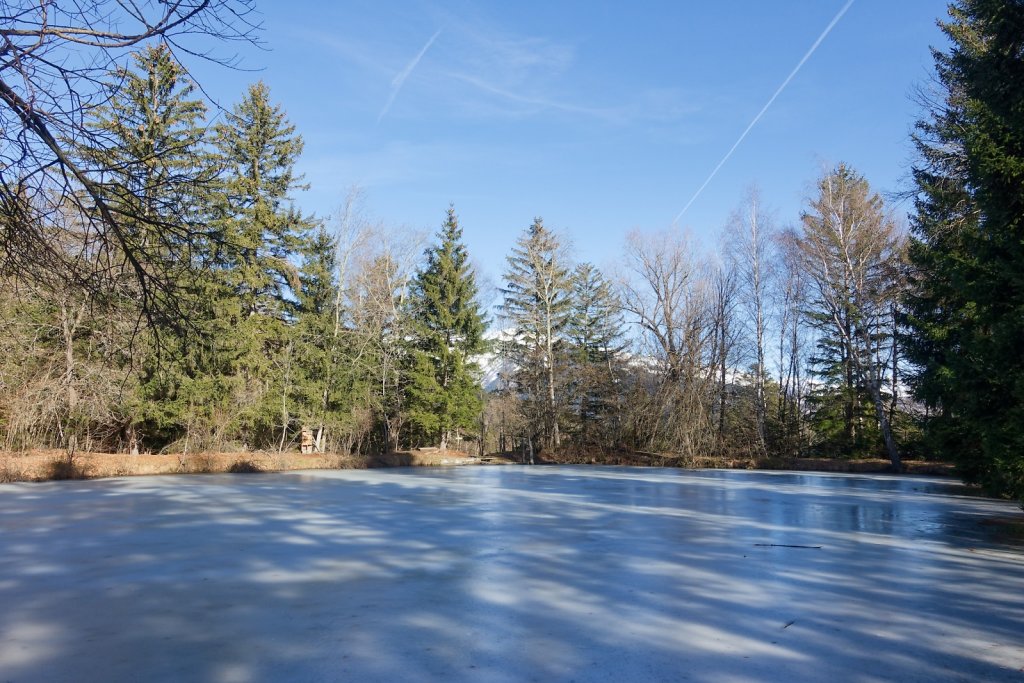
[405,206,487,450]
[212,81,316,448]
[501,218,572,452]
[566,263,626,446]
[80,45,210,247]
[905,0,1024,498]
[77,45,213,451]
[294,226,345,451]
[213,81,311,318]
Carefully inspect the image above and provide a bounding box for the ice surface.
[1,467,1022,682]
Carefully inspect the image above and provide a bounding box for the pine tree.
[213,81,312,318]
[81,45,210,243]
[212,81,316,448]
[294,226,343,451]
[77,45,214,452]
[405,206,487,450]
[566,263,626,447]
[904,0,1024,498]
[501,218,572,452]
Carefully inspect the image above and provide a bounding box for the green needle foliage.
[566,263,627,447]
[406,206,487,450]
[905,0,1024,498]
[213,81,312,318]
[79,44,213,305]
[211,81,317,448]
[77,45,215,450]
[501,218,572,451]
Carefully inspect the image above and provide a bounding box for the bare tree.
[0,205,137,454]
[708,259,739,449]
[346,225,423,453]
[775,230,811,454]
[723,187,776,453]
[619,229,716,456]
[313,186,371,452]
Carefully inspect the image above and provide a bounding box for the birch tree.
[795,164,904,469]
[724,188,776,452]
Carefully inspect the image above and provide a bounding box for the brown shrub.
[227,458,263,474]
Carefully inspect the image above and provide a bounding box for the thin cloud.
[378,28,443,123]
[448,71,616,119]
[673,0,856,224]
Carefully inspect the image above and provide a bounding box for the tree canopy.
[904,0,1024,498]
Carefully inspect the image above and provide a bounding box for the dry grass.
[0,448,492,483]
[0,447,952,484]
[522,447,952,475]
[761,457,955,475]
[0,457,20,483]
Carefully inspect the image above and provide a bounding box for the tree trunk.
[60,301,82,458]
[844,338,856,448]
[546,326,560,449]
[278,340,293,454]
[127,424,139,456]
[718,322,728,446]
[867,379,901,471]
[754,284,766,452]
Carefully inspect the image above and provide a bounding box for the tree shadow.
[0,467,1022,682]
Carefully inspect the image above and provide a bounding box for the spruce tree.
[405,206,487,450]
[566,263,626,447]
[81,45,210,242]
[213,81,312,318]
[77,45,213,451]
[501,218,572,452]
[212,81,316,448]
[905,0,1024,498]
[294,226,344,451]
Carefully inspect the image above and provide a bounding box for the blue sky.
[192,0,950,283]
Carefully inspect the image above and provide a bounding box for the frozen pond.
[1,467,1022,682]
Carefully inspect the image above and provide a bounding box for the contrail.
[673,0,855,225]
[378,28,443,123]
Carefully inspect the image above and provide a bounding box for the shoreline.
[1,448,952,484]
